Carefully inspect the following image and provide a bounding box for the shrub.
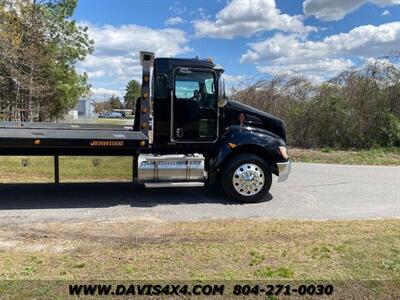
[232,59,400,149]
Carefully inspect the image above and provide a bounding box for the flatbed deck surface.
[0,125,148,155]
[0,121,133,131]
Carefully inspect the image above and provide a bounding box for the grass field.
[0,147,398,183]
[0,219,398,298]
[0,156,133,183]
[95,118,133,125]
[0,148,398,298]
[290,147,400,165]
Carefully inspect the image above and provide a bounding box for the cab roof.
[154,57,217,74]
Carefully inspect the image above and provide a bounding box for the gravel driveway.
[0,163,398,224]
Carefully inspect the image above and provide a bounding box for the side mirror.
[218,78,227,107]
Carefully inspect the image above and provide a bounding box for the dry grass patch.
[290,147,400,165]
[0,156,133,183]
[0,219,399,298]
[0,219,398,281]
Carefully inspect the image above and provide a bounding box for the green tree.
[0,0,93,121]
[107,95,123,110]
[39,0,93,120]
[123,80,141,109]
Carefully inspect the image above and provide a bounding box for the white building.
[75,99,96,117]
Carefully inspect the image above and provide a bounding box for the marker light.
[279,146,289,159]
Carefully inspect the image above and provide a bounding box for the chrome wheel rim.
[232,163,265,196]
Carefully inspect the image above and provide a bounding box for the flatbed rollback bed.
[0,122,148,155]
[0,51,291,202]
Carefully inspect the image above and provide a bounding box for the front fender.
[210,125,287,174]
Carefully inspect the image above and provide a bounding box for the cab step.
[144,182,204,188]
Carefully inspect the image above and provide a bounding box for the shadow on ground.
[0,182,273,210]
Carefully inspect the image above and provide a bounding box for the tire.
[221,154,272,203]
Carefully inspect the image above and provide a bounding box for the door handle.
[176,128,183,138]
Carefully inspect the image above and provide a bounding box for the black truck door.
[172,68,218,142]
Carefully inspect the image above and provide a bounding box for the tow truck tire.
[221,154,272,203]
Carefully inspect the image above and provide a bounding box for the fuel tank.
[137,154,205,183]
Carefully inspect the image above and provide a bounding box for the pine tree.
[123,80,141,109]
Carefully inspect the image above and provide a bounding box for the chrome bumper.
[277,160,291,182]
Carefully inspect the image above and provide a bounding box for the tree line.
[0,0,92,121]
[1,0,398,150]
[232,59,400,149]
[94,79,141,113]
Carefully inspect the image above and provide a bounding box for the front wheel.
[221,154,272,203]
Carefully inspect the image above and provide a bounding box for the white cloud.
[241,22,400,81]
[194,0,315,39]
[362,57,399,70]
[78,22,191,85]
[83,23,190,58]
[86,70,106,79]
[169,2,187,15]
[194,7,207,19]
[165,16,185,26]
[382,9,391,15]
[223,74,248,90]
[223,74,260,93]
[224,74,246,85]
[258,58,354,83]
[303,0,400,21]
[89,87,123,101]
[81,55,142,82]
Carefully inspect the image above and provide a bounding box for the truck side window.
[174,71,216,108]
[175,81,199,99]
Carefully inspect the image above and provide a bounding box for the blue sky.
[73,0,400,100]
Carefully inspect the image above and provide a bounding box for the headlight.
[279,146,289,160]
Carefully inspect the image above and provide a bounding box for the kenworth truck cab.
[0,51,291,202]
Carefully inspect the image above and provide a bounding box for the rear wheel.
[222,154,272,203]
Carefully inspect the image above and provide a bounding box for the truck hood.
[227,100,286,141]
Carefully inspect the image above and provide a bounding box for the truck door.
[172,68,218,142]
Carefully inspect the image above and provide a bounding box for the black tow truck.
[0,52,291,202]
